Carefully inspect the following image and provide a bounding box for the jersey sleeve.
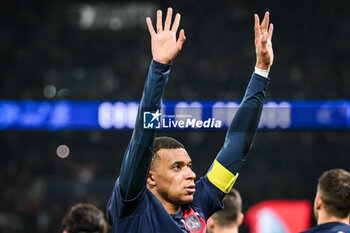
[192,176,225,220]
[206,73,269,196]
[107,61,171,217]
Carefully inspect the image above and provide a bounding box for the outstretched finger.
[254,14,261,40]
[156,10,163,32]
[164,8,173,31]
[146,17,156,37]
[260,11,270,34]
[176,29,186,49]
[171,13,181,33]
[268,23,274,40]
[261,32,268,45]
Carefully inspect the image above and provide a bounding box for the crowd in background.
[1,0,350,232]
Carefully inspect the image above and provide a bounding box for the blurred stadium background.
[1,0,349,232]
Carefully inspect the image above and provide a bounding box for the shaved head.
[317,169,350,219]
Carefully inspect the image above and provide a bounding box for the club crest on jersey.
[185,215,202,231]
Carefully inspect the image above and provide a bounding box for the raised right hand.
[146,8,186,64]
[254,12,274,70]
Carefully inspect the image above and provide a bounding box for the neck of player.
[148,187,181,214]
[161,201,182,215]
[317,210,349,225]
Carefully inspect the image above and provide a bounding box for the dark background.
[1,0,349,232]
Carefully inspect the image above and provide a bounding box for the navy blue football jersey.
[107,176,222,233]
[300,222,350,233]
[106,60,269,233]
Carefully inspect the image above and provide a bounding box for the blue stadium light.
[0,100,348,130]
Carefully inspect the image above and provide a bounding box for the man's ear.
[315,195,323,210]
[237,213,244,226]
[147,171,156,187]
[238,213,244,227]
[207,217,215,232]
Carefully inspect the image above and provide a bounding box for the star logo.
[143,110,162,129]
[150,109,162,122]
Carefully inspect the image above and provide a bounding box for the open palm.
[146,8,186,64]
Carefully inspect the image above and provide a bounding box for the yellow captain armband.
[207,160,239,193]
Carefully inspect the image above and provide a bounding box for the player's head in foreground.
[147,136,196,207]
[207,188,244,233]
[62,203,108,233]
[313,168,350,225]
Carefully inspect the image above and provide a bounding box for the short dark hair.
[154,136,185,154]
[211,188,242,227]
[150,136,185,170]
[318,168,350,219]
[62,203,108,233]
